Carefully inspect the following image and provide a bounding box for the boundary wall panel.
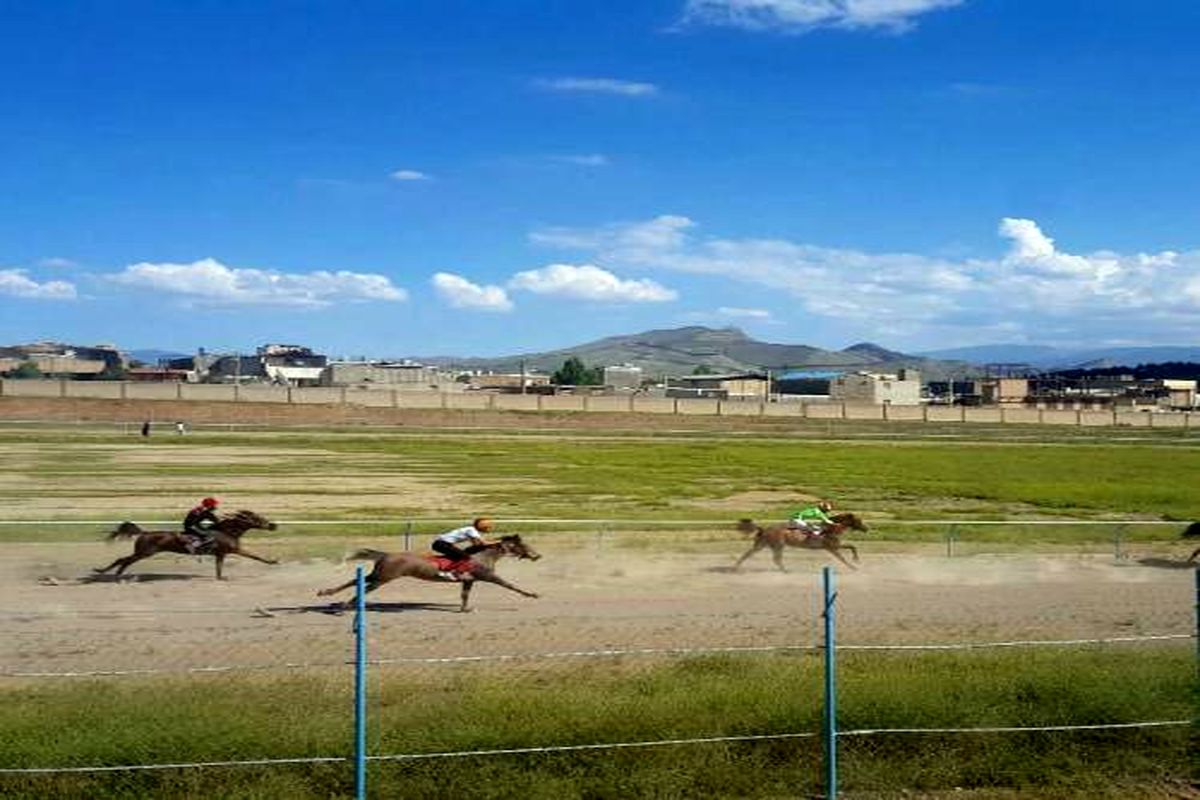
[540,396,585,412]
[492,395,540,412]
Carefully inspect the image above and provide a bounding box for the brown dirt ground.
[3,537,1194,677]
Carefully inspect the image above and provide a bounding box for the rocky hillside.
[420,326,974,379]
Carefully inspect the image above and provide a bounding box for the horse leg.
[732,541,764,572]
[231,548,278,566]
[215,554,226,581]
[771,543,786,572]
[478,573,538,601]
[826,546,857,570]
[1188,547,1199,564]
[842,543,860,563]
[459,579,474,612]
[94,554,131,574]
[317,578,358,597]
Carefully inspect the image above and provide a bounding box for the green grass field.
[1,648,1193,799]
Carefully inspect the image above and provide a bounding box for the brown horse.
[1183,521,1200,564]
[733,512,869,571]
[317,534,542,613]
[94,510,279,580]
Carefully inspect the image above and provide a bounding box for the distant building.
[603,364,643,390]
[830,369,921,406]
[0,341,124,378]
[978,377,1030,405]
[666,373,768,400]
[468,372,551,392]
[322,361,456,390]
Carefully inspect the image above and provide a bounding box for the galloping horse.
[94,510,279,580]
[1183,521,1200,564]
[733,512,869,571]
[317,534,541,613]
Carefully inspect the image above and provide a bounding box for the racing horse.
[317,534,541,613]
[733,512,869,571]
[1184,521,1200,564]
[94,510,279,580]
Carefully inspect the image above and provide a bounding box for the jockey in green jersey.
[789,500,835,538]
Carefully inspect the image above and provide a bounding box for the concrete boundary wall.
[0,379,1196,429]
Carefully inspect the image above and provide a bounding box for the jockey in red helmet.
[182,497,221,553]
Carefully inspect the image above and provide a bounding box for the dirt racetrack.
[3,538,1195,678]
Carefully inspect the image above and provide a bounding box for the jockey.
[183,497,221,553]
[431,517,496,564]
[789,500,835,538]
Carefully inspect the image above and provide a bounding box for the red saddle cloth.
[427,556,480,576]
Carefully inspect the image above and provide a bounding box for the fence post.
[354,566,367,800]
[1112,524,1128,561]
[945,524,958,558]
[823,565,839,799]
[403,521,413,552]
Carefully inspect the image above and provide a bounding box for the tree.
[691,365,716,375]
[4,361,43,379]
[552,356,603,386]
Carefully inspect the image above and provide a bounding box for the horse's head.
[217,510,278,537]
[498,534,541,561]
[831,512,868,533]
[735,518,761,537]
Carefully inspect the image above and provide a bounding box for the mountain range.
[416,326,975,379]
[127,329,1199,379]
[915,344,1200,370]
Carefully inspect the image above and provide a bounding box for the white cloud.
[531,214,1200,346]
[389,169,431,181]
[431,272,513,312]
[0,269,77,300]
[534,77,659,97]
[717,306,773,319]
[550,154,610,166]
[681,0,964,33]
[38,257,79,269]
[508,263,677,303]
[107,258,407,308]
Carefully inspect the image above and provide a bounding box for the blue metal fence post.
[354,565,367,800]
[823,565,839,799]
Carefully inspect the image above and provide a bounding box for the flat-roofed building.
[604,364,643,390]
[666,373,768,400]
[830,369,921,406]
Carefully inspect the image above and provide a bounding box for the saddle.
[427,556,481,578]
[182,532,216,554]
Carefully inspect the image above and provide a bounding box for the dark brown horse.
[733,512,869,571]
[1183,521,1200,564]
[317,534,541,612]
[94,510,279,580]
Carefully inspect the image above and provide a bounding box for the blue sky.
[3,0,1200,358]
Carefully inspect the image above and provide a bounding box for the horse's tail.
[349,548,389,562]
[1181,521,1200,539]
[106,521,143,540]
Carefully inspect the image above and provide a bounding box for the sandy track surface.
[3,538,1195,680]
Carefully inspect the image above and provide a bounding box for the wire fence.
[1,522,1196,797]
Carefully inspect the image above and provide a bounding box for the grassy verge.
[2,648,1192,798]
